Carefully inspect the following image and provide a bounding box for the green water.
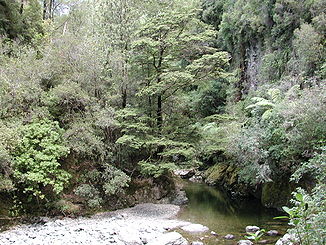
[178,182,288,244]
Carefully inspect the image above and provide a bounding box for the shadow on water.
[178,182,288,244]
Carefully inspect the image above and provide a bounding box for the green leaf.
[295,193,304,202]
[282,206,292,214]
[274,216,289,219]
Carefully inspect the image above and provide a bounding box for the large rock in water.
[237,240,253,245]
[245,226,260,233]
[267,230,280,236]
[147,232,188,245]
[224,234,235,240]
[181,224,209,233]
[171,190,188,205]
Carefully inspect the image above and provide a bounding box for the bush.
[278,149,326,245]
[74,165,130,208]
[13,119,70,200]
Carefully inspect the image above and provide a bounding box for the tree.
[94,0,142,108]
[132,1,229,131]
[292,23,323,77]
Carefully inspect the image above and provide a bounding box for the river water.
[178,182,288,244]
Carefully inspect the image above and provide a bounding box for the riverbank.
[0,203,206,245]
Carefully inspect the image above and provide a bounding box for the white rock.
[245,226,260,233]
[237,240,253,245]
[117,229,143,245]
[181,224,209,233]
[147,232,188,245]
[224,234,235,240]
[267,230,279,236]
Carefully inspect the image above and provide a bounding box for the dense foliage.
[0,2,325,241]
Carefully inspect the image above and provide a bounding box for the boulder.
[224,234,235,240]
[237,240,253,245]
[267,230,279,236]
[171,190,188,205]
[245,226,260,233]
[181,224,209,233]
[147,232,188,245]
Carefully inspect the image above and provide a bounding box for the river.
[177,182,288,244]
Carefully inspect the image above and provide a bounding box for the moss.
[204,164,229,185]
[261,180,294,208]
[227,165,239,186]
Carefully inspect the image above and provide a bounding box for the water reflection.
[178,182,287,236]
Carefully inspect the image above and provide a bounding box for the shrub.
[74,165,130,208]
[13,119,71,200]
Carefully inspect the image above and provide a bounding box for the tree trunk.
[20,0,24,14]
[43,0,47,19]
[122,88,127,108]
[50,0,54,19]
[157,94,162,130]
[156,93,164,157]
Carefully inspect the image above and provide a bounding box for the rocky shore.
[0,203,210,245]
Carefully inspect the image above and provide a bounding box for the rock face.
[171,190,188,205]
[245,226,260,233]
[181,224,209,233]
[121,178,174,208]
[261,181,294,208]
[237,240,253,245]
[203,164,249,196]
[0,204,192,245]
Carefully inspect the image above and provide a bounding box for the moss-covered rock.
[261,180,294,208]
[204,164,249,196]
[204,164,229,185]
